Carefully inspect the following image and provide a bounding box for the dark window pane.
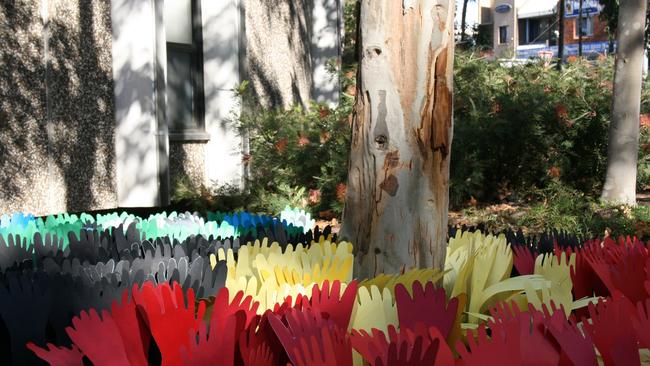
[518,20,526,45]
[529,18,540,43]
[167,50,196,132]
[499,26,508,44]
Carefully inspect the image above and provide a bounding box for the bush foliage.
[452,53,650,206]
[173,52,650,221]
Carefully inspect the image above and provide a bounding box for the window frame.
[575,15,595,38]
[166,0,208,142]
[499,25,508,44]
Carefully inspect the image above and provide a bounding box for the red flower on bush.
[336,183,347,203]
[320,131,331,144]
[600,81,614,91]
[547,166,561,178]
[490,101,502,116]
[555,104,571,126]
[640,114,650,128]
[275,138,288,154]
[298,134,310,147]
[319,107,331,119]
[309,189,321,205]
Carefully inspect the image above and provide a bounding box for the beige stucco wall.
[244,0,314,109]
[169,142,206,192]
[0,0,341,215]
[493,0,517,57]
[0,0,117,216]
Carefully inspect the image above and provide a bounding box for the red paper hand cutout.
[269,308,352,366]
[632,298,650,349]
[583,239,648,302]
[272,293,307,315]
[180,311,245,366]
[210,288,260,330]
[395,281,458,338]
[513,245,536,275]
[582,297,639,366]
[351,325,452,366]
[110,286,150,366]
[488,301,560,366]
[133,282,206,366]
[65,308,131,365]
[26,342,84,366]
[540,304,597,366]
[306,280,358,330]
[456,322,522,366]
[568,244,609,307]
[239,316,279,366]
[182,288,261,365]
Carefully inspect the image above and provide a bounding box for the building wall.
[244,0,314,109]
[201,0,245,190]
[563,13,609,46]
[169,142,206,190]
[111,0,163,208]
[0,0,117,216]
[243,0,341,109]
[492,0,517,57]
[1,0,341,215]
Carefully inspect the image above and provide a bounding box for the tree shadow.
[0,0,118,215]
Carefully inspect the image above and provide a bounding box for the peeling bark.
[341,0,454,278]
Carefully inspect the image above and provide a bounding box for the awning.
[517,0,558,19]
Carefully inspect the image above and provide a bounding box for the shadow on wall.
[0,1,49,213]
[0,0,119,215]
[244,0,314,109]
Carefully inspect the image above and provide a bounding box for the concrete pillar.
[311,0,341,107]
[111,0,164,206]
[201,0,245,188]
[493,0,517,58]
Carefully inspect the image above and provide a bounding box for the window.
[518,17,554,46]
[576,16,594,38]
[499,26,508,44]
[164,0,206,140]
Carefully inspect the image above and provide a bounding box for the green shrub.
[452,53,650,207]
[236,85,353,216]
[205,51,650,218]
[452,181,650,239]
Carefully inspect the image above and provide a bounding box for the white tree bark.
[341,0,454,278]
[601,0,647,205]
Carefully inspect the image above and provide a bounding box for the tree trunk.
[601,0,647,205]
[461,0,469,42]
[557,0,565,69]
[341,0,454,278]
[578,0,583,57]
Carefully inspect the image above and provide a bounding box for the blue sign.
[495,4,512,13]
[516,41,614,59]
[564,0,601,18]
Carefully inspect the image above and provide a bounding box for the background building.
[0,0,343,215]
[478,0,610,59]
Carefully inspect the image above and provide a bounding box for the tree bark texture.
[557,0,565,69]
[341,0,454,278]
[601,0,647,205]
[461,0,469,41]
